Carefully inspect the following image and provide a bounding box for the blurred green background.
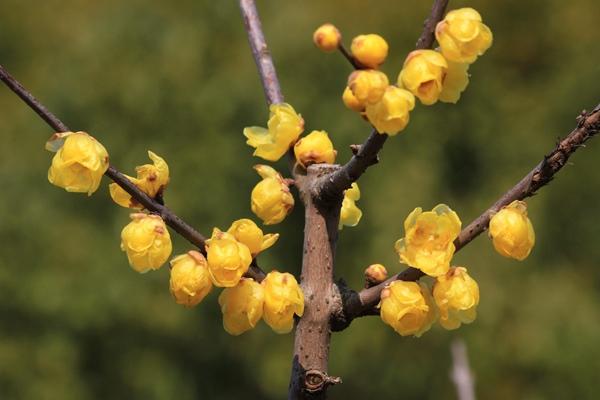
[0,0,599,399]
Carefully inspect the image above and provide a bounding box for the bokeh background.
[0,0,599,399]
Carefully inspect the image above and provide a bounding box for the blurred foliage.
[0,0,599,399]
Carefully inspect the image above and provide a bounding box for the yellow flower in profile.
[439,61,470,104]
[339,183,362,229]
[243,103,304,162]
[488,200,535,260]
[435,8,493,64]
[205,229,252,288]
[313,23,341,52]
[365,86,415,135]
[262,271,304,334]
[109,151,169,208]
[350,34,389,69]
[46,131,109,195]
[398,50,448,105]
[395,204,461,277]
[121,213,172,273]
[251,165,294,225]
[342,86,365,112]
[380,281,437,337]
[348,70,389,105]
[433,266,479,330]
[294,130,337,168]
[226,218,279,256]
[218,278,265,336]
[169,250,213,307]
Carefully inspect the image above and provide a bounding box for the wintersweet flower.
[435,8,493,64]
[339,183,362,229]
[219,278,265,336]
[262,271,304,334]
[226,218,279,256]
[365,86,415,135]
[348,70,389,105]
[439,61,470,103]
[350,34,389,69]
[365,264,388,286]
[313,23,341,52]
[488,200,535,260]
[398,50,448,105]
[433,266,479,330]
[243,103,304,162]
[342,86,365,112]
[109,151,169,208]
[169,250,213,307]
[205,229,252,288]
[293,130,337,168]
[46,131,109,195]
[251,165,294,225]
[380,281,437,337]
[395,204,461,277]
[120,213,172,273]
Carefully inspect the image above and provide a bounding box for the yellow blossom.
[46,131,109,195]
[226,218,279,256]
[313,23,341,52]
[398,50,448,105]
[294,130,337,168]
[439,61,470,103]
[395,204,461,277]
[380,281,437,337]
[350,34,389,69]
[218,278,265,336]
[342,86,365,112]
[243,103,304,162]
[348,70,389,105]
[262,271,304,334]
[251,165,294,225]
[433,266,479,330]
[120,213,172,273]
[365,86,415,135]
[169,250,213,307]
[365,264,388,285]
[435,8,493,64]
[205,229,252,288]
[339,183,362,229]
[488,200,535,260]
[109,151,169,208]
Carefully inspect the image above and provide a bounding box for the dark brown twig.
[415,0,449,49]
[337,43,363,69]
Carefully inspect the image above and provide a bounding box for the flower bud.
[398,50,448,105]
[433,267,479,330]
[342,86,365,112]
[169,250,212,307]
[439,61,470,103]
[339,183,362,229]
[350,34,389,69]
[262,271,304,334]
[243,103,304,162]
[488,200,535,260]
[365,264,388,287]
[251,165,294,225]
[313,23,341,52]
[435,8,493,64]
[120,213,172,273]
[294,130,337,168]
[365,86,415,135]
[395,204,461,277]
[218,278,265,336]
[109,151,170,208]
[380,281,437,337]
[46,131,109,195]
[205,229,252,287]
[348,70,389,105]
[226,218,279,256]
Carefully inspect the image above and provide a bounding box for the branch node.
[304,369,342,394]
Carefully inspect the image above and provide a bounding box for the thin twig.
[415,0,449,49]
[337,43,363,69]
[450,339,476,400]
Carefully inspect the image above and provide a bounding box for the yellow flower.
[120,213,172,273]
[439,61,470,104]
[435,8,493,64]
[339,183,362,229]
[380,281,437,337]
[226,218,279,256]
[398,50,448,105]
[488,200,535,260]
[365,86,415,135]
[395,204,461,277]
[169,250,213,307]
[313,23,341,52]
[262,271,304,334]
[365,263,388,285]
[348,70,389,105]
[350,34,389,69]
[109,151,169,209]
[251,165,294,225]
[243,103,304,162]
[342,86,365,112]
[433,266,479,330]
[294,130,337,168]
[46,131,109,195]
[218,278,265,336]
[205,229,252,288]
